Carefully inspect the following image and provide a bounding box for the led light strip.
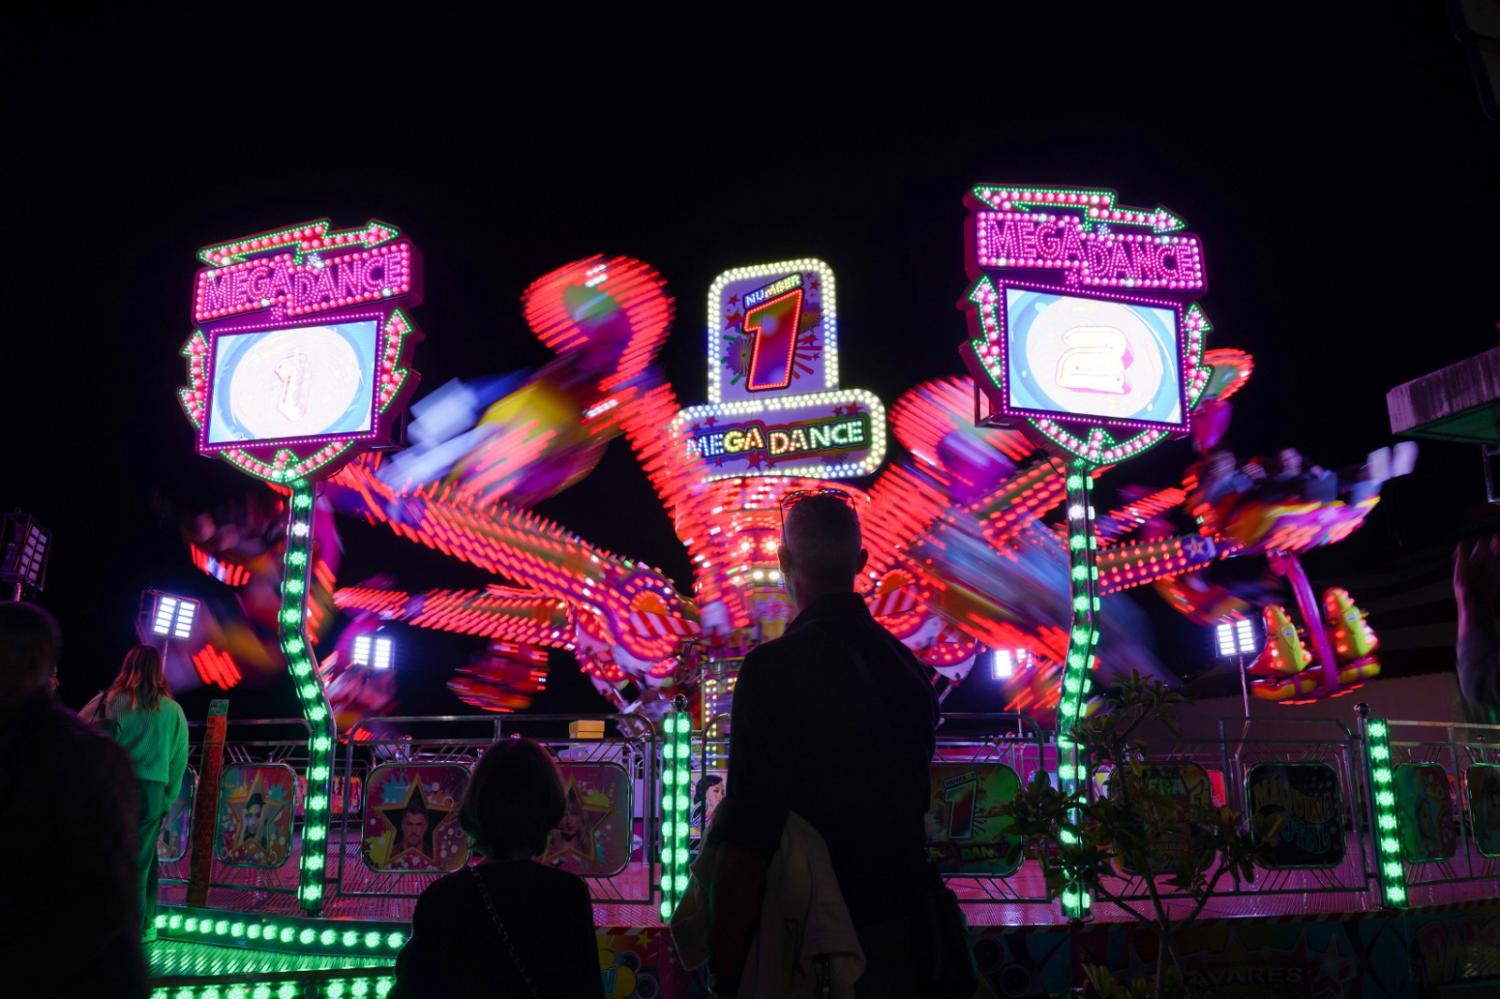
[658,707,693,919]
[279,480,337,913]
[1359,708,1407,907]
[154,907,406,955]
[1057,463,1098,918]
[148,977,394,999]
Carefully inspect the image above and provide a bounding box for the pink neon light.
[193,242,414,324]
[973,212,1204,292]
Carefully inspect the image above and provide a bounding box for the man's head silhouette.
[778,492,868,612]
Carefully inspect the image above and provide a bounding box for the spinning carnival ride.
[171,198,1413,922]
[176,202,1401,747]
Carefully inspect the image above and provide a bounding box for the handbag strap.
[468,865,543,999]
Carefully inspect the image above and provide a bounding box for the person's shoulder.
[50,705,134,776]
[520,862,592,895]
[415,868,476,906]
[742,628,814,672]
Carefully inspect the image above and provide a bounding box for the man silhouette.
[707,492,939,997]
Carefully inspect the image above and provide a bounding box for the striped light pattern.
[658,708,693,920]
[148,978,394,999]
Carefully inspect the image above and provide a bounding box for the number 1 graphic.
[742,288,803,391]
[944,772,978,841]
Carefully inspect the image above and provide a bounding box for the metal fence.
[159,707,1500,921]
[1373,717,1500,902]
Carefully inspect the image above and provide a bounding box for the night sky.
[5,9,1498,720]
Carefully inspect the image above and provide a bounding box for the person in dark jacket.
[0,602,146,999]
[393,736,603,999]
[707,492,940,997]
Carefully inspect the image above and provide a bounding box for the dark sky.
[5,9,1498,718]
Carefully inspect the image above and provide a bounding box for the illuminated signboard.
[178,220,423,482]
[673,259,886,480]
[960,186,1212,466]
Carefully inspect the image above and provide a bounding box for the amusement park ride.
[144,186,1498,998]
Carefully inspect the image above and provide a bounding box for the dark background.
[4,8,1498,720]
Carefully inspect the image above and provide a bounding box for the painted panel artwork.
[157,767,196,863]
[1394,763,1457,863]
[1111,762,1212,876]
[540,763,634,877]
[1245,763,1346,869]
[215,763,295,869]
[924,763,1023,875]
[361,764,470,873]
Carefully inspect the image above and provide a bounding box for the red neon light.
[191,644,242,690]
[743,288,804,392]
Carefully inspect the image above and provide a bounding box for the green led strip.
[154,907,406,955]
[1360,711,1407,907]
[149,976,394,999]
[279,480,337,913]
[1057,463,1098,918]
[658,707,693,920]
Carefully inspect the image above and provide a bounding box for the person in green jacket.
[83,645,189,942]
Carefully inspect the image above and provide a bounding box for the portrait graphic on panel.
[689,772,726,851]
[924,763,1023,875]
[157,767,197,864]
[1467,765,1500,857]
[1244,763,1346,869]
[362,764,469,873]
[1111,762,1212,876]
[215,764,295,869]
[540,763,633,877]
[1395,763,1457,863]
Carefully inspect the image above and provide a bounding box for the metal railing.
[1376,718,1500,899]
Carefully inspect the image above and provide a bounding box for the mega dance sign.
[179,219,424,483]
[960,186,1214,466]
[672,259,887,481]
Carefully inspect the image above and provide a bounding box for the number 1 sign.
[672,259,888,481]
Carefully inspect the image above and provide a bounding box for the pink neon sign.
[972,212,1204,292]
[179,219,424,483]
[960,186,1212,467]
[193,242,414,324]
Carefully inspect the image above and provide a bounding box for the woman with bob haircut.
[82,644,189,941]
[393,736,603,998]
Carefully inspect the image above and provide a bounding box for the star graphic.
[227,771,288,862]
[376,780,456,866]
[541,777,613,866]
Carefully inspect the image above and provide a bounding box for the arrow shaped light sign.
[960,185,1213,467]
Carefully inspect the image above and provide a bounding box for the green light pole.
[279,479,338,913]
[1056,462,1100,917]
